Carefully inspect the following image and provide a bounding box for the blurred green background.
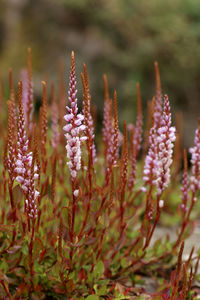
[1,0,200,147]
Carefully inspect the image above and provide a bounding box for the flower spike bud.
[180,149,189,212]
[103,74,110,103]
[155,61,161,95]
[102,74,112,159]
[81,64,96,164]
[128,83,143,190]
[143,98,155,154]
[154,61,162,129]
[105,91,120,184]
[133,83,143,158]
[0,80,3,114]
[128,126,137,190]
[9,68,15,104]
[9,69,17,143]
[21,69,29,125]
[27,48,34,131]
[40,81,48,173]
[41,81,48,148]
[113,90,119,166]
[51,82,60,149]
[189,118,200,193]
[63,51,86,180]
[7,100,17,183]
[119,120,128,193]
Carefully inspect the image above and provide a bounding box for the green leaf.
[34,261,44,274]
[0,260,8,273]
[97,285,108,296]
[21,243,29,255]
[121,257,127,268]
[128,230,139,239]
[94,260,104,279]
[85,295,99,300]
[88,272,93,283]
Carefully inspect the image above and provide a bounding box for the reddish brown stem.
[143,195,161,250]
[28,219,35,295]
[173,193,196,249]
[8,182,16,222]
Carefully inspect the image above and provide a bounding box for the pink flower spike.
[15,81,39,219]
[189,119,200,194]
[143,125,158,186]
[63,51,86,180]
[143,94,176,196]
[156,94,176,195]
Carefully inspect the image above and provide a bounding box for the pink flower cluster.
[15,148,38,193]
[156,128,176,194]
[143,125,159,186]
[25,172,39,219]
[63,52,86,180]
[15,88,39,219]
[156,95,176,195]
[189,124,200,193]
[143,95,176,196]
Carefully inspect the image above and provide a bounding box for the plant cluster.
[0,50,200,299]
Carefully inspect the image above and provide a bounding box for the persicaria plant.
[0,50,200,299]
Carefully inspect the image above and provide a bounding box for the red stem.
[8,182,16,222]
[0,280,12,299]
[143,195,161,250]
[173,193,195,249]
[29,219,35,295]
[78,144,93,239]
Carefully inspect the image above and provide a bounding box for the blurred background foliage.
[1,0,200,146]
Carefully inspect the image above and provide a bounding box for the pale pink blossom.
[63,52,86,180]
[15,83,39,219]
[143,125,159,185]
[143,95,176,196]
[189,123,200,193]
[156,95,176,195]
